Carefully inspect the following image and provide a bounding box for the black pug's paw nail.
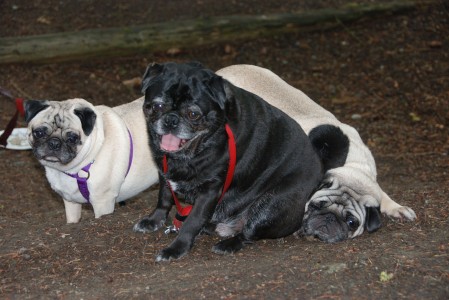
[293,228,305,238]
[212,236,245,255]
[133,216,164,233]
[155,246,188,262]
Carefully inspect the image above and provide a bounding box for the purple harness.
[65,129,134,203]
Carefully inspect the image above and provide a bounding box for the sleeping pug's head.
[300,176,382,243]
[141,62,228,157]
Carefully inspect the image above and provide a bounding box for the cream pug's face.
[25,99,97,166]
[301,177,382,243]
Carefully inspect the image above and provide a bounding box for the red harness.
[0,97,24,148]
[162,124,236,230]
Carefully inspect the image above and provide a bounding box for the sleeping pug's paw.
[384,206,417,221]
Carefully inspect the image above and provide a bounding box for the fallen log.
[0,1,424,64]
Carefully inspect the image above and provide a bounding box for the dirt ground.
[1,0,448,299]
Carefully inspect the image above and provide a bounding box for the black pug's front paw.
[133,215,165,233]
[212,234,248,255]
[155,240,191,262]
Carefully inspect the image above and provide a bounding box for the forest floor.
[0,0,448,299]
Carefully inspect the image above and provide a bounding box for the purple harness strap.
[65,129,134,203]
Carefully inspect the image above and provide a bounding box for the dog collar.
[65,129,134,203]
[163,123,236,231]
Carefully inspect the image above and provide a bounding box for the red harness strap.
[0,98,24,148]
[163,123,236,230]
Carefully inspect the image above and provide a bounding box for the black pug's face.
[25,99,97,166]
[141,62,227,155]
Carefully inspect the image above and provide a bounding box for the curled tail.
[309,124,350,172]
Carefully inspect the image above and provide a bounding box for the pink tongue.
[161,134,181,151]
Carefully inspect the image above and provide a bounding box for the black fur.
[74,107,97,136]
[24,100,50,123]
[309,124,349,172]
[365,206,382,233]
[134,62,324,261]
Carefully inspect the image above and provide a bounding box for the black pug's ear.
[24,100,50,123]
[74,107,97,136]
[141,62,164,94]
[186,61,204,69]
[365,206,382,233]
[207,75,228,110]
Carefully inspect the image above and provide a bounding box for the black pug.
[133,62,347,262]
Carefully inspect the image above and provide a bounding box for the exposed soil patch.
[0,1,448,299]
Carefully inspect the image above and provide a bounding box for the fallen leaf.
[166,48,182,55]
[409,112,421,122]
[428,40,442,48]
[122,77,142,88]
[351,113,362,120]
[380,271,394,282]
[37,16,51,25]
[224,44,234,54]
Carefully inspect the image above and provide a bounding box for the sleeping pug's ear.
[365,206,382,233]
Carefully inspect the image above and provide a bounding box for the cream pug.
[25,98,158,223]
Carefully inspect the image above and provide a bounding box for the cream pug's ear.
[24,100,50,123]
[365,206,382,233]
[74,107,97,136]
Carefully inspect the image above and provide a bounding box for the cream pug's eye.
[33,128,47,139]
[66,132,80,144]
[346,214,359,230]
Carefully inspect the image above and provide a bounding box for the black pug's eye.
[66,132,80,144]
[187,110,202,121]
[33,128,47,139]
[346,214,360,231]
[152,103,165,113]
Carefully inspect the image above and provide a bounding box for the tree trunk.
[0,1,424,64]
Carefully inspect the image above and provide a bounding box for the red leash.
[0,96,25,148]
[163,123,237,230]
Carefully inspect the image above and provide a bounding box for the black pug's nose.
[48,138,62,150]
[164,113,179,129]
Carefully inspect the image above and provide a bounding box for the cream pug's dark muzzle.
[32,136,77,164]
